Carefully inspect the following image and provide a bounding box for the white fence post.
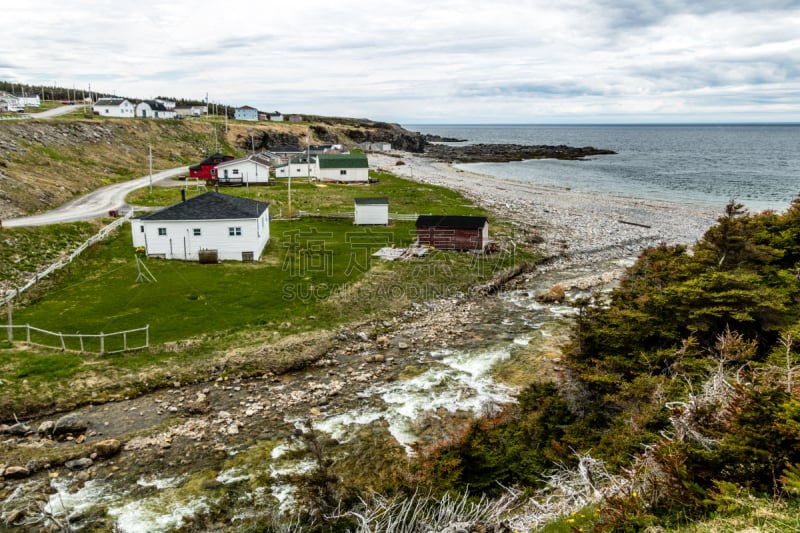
[100,332,104,354]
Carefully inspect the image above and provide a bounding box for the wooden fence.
[0,210,134,307]
[4,323,149,354]
[285,210,429,222]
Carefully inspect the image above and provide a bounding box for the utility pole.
[306,127,311,183]
[6,300,12,343]
[149,145,153,194]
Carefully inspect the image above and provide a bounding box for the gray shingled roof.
[140,192,269,221]
[95,98,128,106]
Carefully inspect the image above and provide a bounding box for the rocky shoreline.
[372,152,719,273]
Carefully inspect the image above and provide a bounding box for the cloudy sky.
[2,0,799,124]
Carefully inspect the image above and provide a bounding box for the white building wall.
[215,160,270,184]
[354,204,389,225]
[131,211,270,261]
[135,102,177,119]
[275,162,317,178]
[318,166,369,182]
[93,101,135,117]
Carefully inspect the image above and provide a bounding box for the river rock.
[65,458,93,471]
[93,439,122,458]
[535,284,565,303]
[3,466,30,479]
[1,422,32,436]
[53,414,89,435]
[38,420,56,435]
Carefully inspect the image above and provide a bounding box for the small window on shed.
[158,227,167,236]
[193,228,201,236]
[340,170,347,175]
[140,225,144,233]
[229,227,242,236]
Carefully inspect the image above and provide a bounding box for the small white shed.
[354,197,389,225]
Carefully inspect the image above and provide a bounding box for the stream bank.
[0,253,628,531]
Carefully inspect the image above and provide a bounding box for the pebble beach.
[371,152,721,271]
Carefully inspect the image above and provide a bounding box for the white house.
[234,106,259,121]
[136,100,176,119]
[92,98,135,117]
[317,154,369,183]
[213,154,271,185]
[131,191,270,261]
[155,98,176,110]
[274,154,317,178]
[175,105,205,117]
[354,197,389,225]
[16,94,41,108]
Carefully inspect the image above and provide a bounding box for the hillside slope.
[0,116,424,219]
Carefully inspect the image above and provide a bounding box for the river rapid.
[1,253,632,531]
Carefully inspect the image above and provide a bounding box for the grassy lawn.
[0,170,532,418]
[128,169,481,218]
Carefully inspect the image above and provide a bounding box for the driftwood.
[618,219,652,229]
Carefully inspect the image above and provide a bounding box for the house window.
[193,228,202,236]
[340,170,347,175]
[229,227,242,236]
[233,169,239,175]
[140,225,144,233]
[158,227,167,236]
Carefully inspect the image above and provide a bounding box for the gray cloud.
[1,0,799,123]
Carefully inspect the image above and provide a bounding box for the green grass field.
[0,170,529,416]
[128,169,480,217]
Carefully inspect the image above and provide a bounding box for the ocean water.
[403,124,800,214]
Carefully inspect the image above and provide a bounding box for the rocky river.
[0,253,631,531]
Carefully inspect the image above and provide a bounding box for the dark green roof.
[317,154,369,169]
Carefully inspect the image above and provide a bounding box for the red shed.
[189,153,235,180]
[416,215,489,251]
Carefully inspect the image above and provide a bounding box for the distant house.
[269,111,283,122]
[131,191,270,261]
[0,92,22,112]
[175,105,205,117]
[416,215,489,251]
[16,93,41,108]
[189,153,235,180]
[92,98,135,117]
[136,100,176,119]
[234,106,259,121]
[155,98,176,110]
[354,197,389,225]
[274,154,317,178]
[359,142,392,152]
[316,154,369,183]
[288,115,303,122]
[214,154,271,185]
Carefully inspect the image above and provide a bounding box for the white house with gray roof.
[214,154,272,185]
[131,192,270,261]
[92,98,135,117]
